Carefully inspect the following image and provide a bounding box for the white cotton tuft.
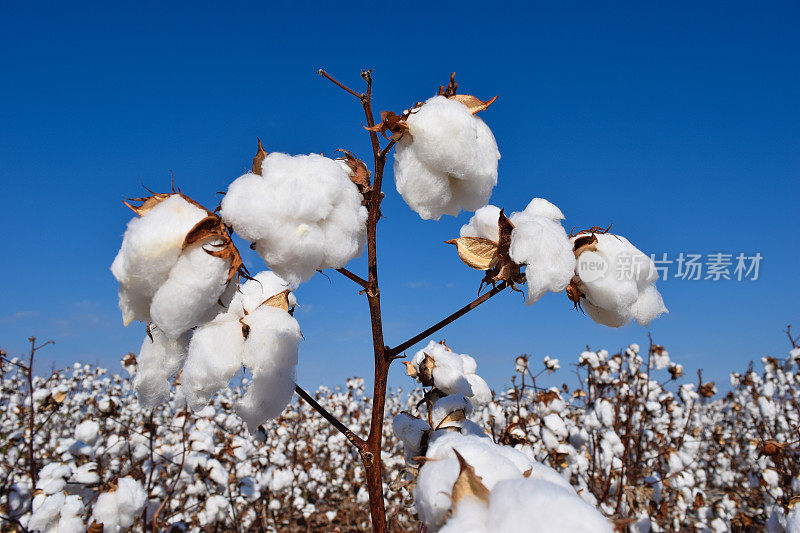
[220,153,367,286]
[508,201,574,305]
[228,271,296,318]
[236,369,296,433]
[28,492,85,533]
[394,96,500,220]
[91,477,146,532]
[572,233,667,327]
[149,241,231,338]
[74,419,100,445]
[133,327,190,409]
[460,205,502,241]
[111,195,208,326]
[240,306,301,375]
[181,316,245,412]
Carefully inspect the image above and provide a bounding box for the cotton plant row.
[102,68,676,530]
[2,339,800,531]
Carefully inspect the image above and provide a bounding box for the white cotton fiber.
[181,316,245,411]
[240,306,301,375]
[237,369,296,433]
[459,199,575,305]
[74,419,100,444]
[133,327,190,409]
[394,96,500,220]
[414,433,530,530]
[149,240,231,339]
[220,153,367,286]
[393,413,431,452]
[91,477,147,532]
[28,492,85,533]
[409,341,492,405]
[572,233,667,327]
[111,195,208,326]
[228,271,295,319]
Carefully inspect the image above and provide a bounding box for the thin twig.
[317,69,364,100]
[336,268,370,289]
[378,140,396,160]
[386,282,510,359]
[294,384,365,450]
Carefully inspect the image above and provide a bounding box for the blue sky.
[1,0,798,393]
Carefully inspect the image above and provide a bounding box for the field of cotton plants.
[2,333,799,532]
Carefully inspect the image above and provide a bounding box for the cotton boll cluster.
[457,199,575,304]
[181,271,302,431]
[27,492,85,533]
[111,193,239,337]
[220,152,367,286]
[405,340,491,406]
[393,96,500,220]
[570,232,667,327]
[91,477,147,532]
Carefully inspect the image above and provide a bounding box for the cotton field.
[1,337,799,532]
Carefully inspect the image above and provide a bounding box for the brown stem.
[336,267,370,289]
[317,69,364,100]
[386,282,509,358]
[294,384,365,450]
[26,338,37,491]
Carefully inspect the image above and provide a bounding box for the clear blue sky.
[1,1,798,393]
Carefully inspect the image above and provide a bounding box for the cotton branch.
[294,384,365,450]
[386,282,510,359]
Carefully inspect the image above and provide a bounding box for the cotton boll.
[111,195,208,326]
[149,240,231,339]
[220,153,367,286]
[28,492,84,533]
[181,317,245,411]
[573,233,667,328]
[393,413,431,452]
[394,96,500,220]
[74,420,100,445]
[431,394,473,429]
[415,433,527,530]
[133,327,190,409]
[92,477,146,532]
[508,213,575,305]
[229,271,295,318]
[787,505,800,533]
[36,463,72,495]
[236,369,296,433]
[240,306,301,375]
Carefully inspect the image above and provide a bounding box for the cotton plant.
[101,69,677,532]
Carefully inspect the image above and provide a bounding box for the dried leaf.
[252,138,267,175]
[336,149,371,192]
[52,391,67,403]
[418,354,436,387]
[572,233,598,257]
[123,193,172,216]
[450,94,498,114]
[438,73,458,98]
[87,522,104,533]
[451,450,490,505]
[436,409,466,430]
[403,362,418,379]
[365,111,409,140]
[260,289,292,312]
[445,237,499,271]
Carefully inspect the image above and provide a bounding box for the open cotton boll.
[149,240,232,339]
[241,306,301,375]
[415,433,531,530]
[220,153,367,286]
[36,463,72,495]
[28,492,85,533]
[74,419,100,444]
[393,413,431,453]
[394,96,500,220]
[573,233,667,327]
[229,271,295,318]
[133,327,189,409]
[236,369,296,433]
[508,205,575,306]
[92,477,147,532]
[181,317,245,412]
[111,195,208,326]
